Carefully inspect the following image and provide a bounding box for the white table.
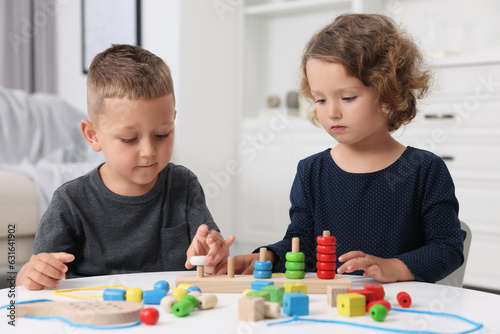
[1,271,499,333]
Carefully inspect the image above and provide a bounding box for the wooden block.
[283,282,307,294]
[261,285,284,305]
[327,286,349,307]
[283,292,309,316]
[348,289,376,304]
[196,294,218,310]
[238,297,266,322]
[337,293,366,317]
[264,302,281,319]
[17,301,143,326]
[251,280,274,291]
[363,284,385,300]
[247,290,270,301]
[175,273,351,294]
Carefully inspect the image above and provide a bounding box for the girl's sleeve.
[265,161,317,273]
[396,158,466,283]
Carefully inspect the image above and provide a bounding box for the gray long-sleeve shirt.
[33,163,218,278]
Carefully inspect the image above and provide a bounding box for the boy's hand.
[185,224,235,274]
[16,252,75,290]
[337,251,414,283]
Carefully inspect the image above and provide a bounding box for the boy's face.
[87,94,176,196]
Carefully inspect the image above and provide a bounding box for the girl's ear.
[81,119,102,152]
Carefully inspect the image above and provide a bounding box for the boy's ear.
[81,119,102,152]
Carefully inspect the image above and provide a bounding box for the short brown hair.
[301,14,431,132]
[87,44,174,117]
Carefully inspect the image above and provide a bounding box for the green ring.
[285,261,305,271]
[285,252,305,262]
[285,270,305,279]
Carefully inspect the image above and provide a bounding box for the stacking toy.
[253,248,272,279]
[285,238,305,279]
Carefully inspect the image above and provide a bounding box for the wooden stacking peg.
[292,237,300,253]
[227,256,235,278]
[190,256,209,278]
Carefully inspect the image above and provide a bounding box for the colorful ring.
[253,270,272,279]
[285,270,305,279]
[317,270,336,279]
[254,260,272,271]
[316,253,336,262]
[316,261,336,271]
[285,261,305,271]
[316,235,337,246]
[285,252,305,262]
[317,245,336,254]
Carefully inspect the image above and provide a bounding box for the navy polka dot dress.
[265,147,466,283]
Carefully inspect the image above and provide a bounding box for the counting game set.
[3,230,484,332]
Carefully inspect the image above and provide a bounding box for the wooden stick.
[227,256,235,278]
[197,265,204,278]
[259,248,267,262]
[323,230,330,237]
[292,237,300,253]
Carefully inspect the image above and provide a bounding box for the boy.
[17,44,234,290]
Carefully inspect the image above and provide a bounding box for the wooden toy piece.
[261,285,284,305]
[187,285,201,293]
[348,289,376,305]
[174,273,352,294]
[238,297,266,322]
[317,261,336,271]
[283,292,309,316]
[327,286,348,307]
[247,290,271,301]
[251,280,274,291]
[241,289,255,297]
[154,280,169,292]
[285,261,305,271]
[253,248,272,279]
[17,301,143,326]
[337,293,366,317]
[103,288,126,301]
[191,255,209,278]
[317,270,335,279]
[264,301,281,319]
[177,283,193,290]
[172,288,189,302]
[317,245,336,254]
[397,291,412,308]
[196,294,218,310]
[366,299,391,313]
[188,290,202,298]
[172,295,196,317]
[285,238,306,280]
[316,253,336,262]
[316,230,337,245]
[140,308,159,325]
[126,287,143,303]
[369,304,388,322]
[283,282,307,294]
[160,295,178,313]
[292,237,300,253]
[363,284,385,300]
[316,230,337,280]
[143,289,167,305]
[228,256,235,278]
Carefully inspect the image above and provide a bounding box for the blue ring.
[254,261,273,271]
[253,270,272,279]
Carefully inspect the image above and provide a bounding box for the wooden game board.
[175,274,352,294]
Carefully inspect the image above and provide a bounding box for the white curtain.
[0,0,56,93]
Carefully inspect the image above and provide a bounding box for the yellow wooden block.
[283,282,307,294]
[337,293,366,317]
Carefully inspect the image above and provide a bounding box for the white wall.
[54,0,239,239]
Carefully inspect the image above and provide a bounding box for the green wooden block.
[261,285,284,305]
[246,290,270,302]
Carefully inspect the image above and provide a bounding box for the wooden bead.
[103,288,126,301]
[188,290,202,298]
[285,270,305,279]
[172,298,195,317]
[366,299,391,313]
[126,287,143,303]
[316,261,336,271]
[285,251,305,262]
[316,253,336,262]
[317,270,335,279]
[143,289,167,305]
[182,295,199,308]
[285,261,305,271]
[397,291,412,308]
[172,288,188,302]
[196,294,218,310]
[238,297,266,322]
[254,260,273,271]
[140,308,159,325]
[369,304,388,322]
[316,235,337,246]
[190,256,209,266]
[153,280,169,292]
[186,285,201,293]
[253,269,272,279]
[316,245,336,254]
[264,301,281,319]
[160,295,177,313]
[177,283,193,290]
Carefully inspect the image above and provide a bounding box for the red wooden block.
[316,261,336,271]
[348,289,376,304]
[316,253,336,262]
[363,285,385,300]
[366,299,391,313]
[397,292,412,308]
[316,245,336,254]
[316,235,337,246]
[317,270,335,279]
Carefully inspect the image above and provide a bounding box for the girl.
[224,14,465,283]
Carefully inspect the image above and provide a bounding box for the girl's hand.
[337,251,414,282]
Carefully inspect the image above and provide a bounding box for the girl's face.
[306,59,389,146]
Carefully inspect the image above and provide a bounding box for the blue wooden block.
[283,292,309,316]
[251,280,274,291]
[143,289,167,305]
[103,288,126,301]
